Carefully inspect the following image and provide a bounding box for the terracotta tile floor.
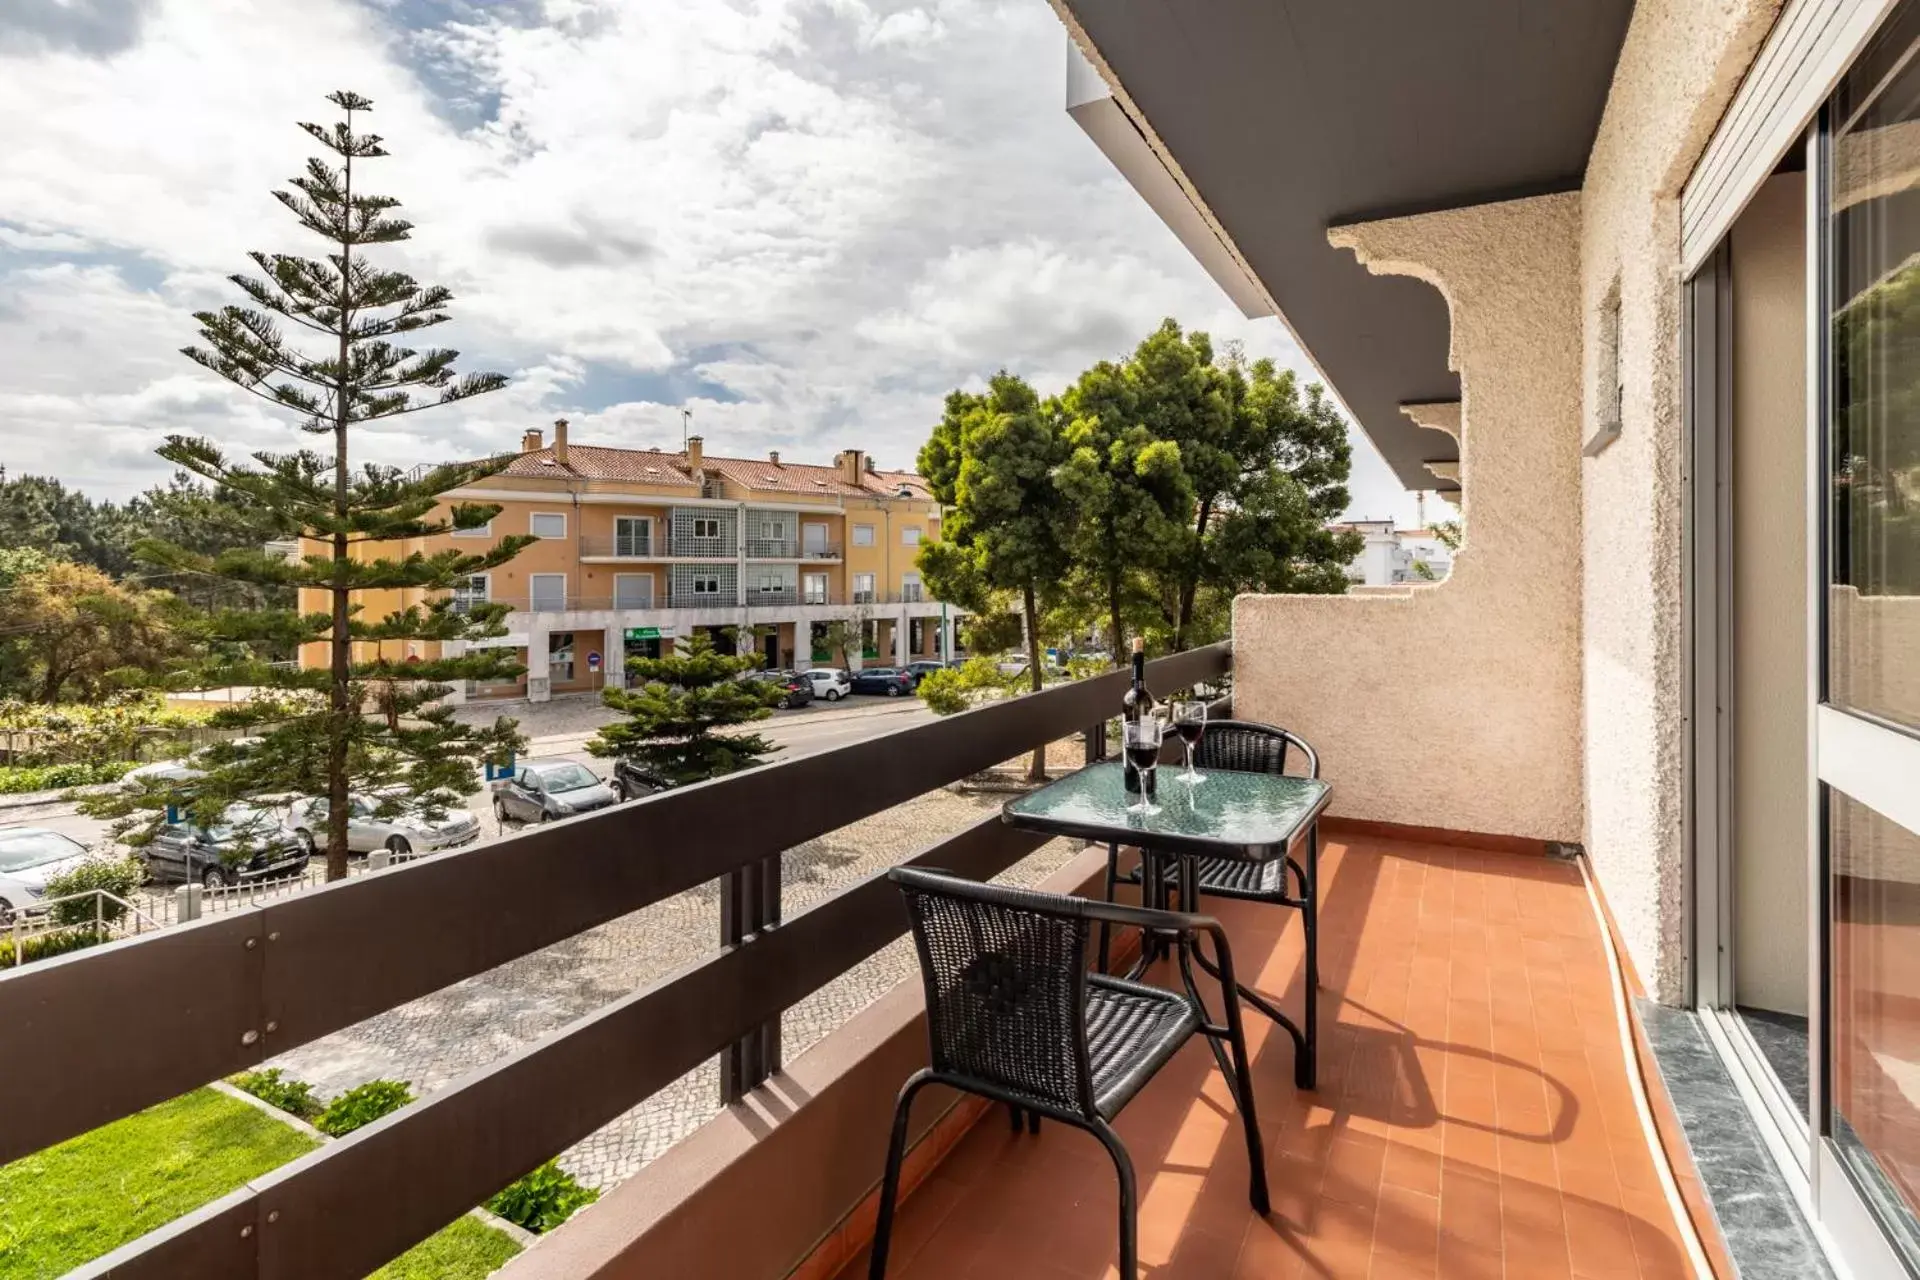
[840,833,1696,1280]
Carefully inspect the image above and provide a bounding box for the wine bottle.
[1122,637,1152,793]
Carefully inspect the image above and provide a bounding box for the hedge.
[0,761,135,794]
[0,927,109,968]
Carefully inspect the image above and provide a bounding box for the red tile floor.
[841,834,1698,1279]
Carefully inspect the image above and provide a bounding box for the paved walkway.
[268,784,1082,1189]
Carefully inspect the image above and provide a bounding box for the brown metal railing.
[4,643,1231,1279]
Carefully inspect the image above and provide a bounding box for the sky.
[0,0,1437,527]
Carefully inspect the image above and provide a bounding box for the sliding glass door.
[1821,14,1920,1264]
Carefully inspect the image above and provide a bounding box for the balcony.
[745,588,840,608]
[0,641,1700,1280]
[579,535,658,560]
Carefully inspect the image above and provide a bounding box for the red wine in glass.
[1124,739,1161,772]
[1174,719,1204,748]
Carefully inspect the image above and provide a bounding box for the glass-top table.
[1004,762,1333,1089]
[1002,762,1330,861]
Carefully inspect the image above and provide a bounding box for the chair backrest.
[890,867,1096,1117]
[1194,719,1320,778]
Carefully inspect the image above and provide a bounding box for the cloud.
[0,0,152,57]
[0,0,1425,525]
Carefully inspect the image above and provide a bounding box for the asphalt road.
[0,696,941,850]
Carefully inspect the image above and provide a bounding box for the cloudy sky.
[0,0,1429,525]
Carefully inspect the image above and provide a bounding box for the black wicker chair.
[871,867,1269,1280]
[1101,720,1322,1085]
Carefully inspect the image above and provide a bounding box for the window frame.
[529,511,568,540]
[852,523,876,547]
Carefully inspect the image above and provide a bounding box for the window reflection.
[1830,16,1920,731]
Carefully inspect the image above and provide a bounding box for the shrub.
[916,668,971,716]
[315,1079,414,1137]
[42,855,147,926]
[0,761,135,794]
[229,1068,322,1120]
[485,1161,599,1234]
[0,927,108,967]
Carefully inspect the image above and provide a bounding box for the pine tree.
[81,91,530,880]
[587,634,780,785]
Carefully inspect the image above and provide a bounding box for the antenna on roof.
[682,407,692,453]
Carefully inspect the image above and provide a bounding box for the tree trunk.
[1022,580,1046,783]
[324,139,356,883]
[1173,497,1214,653]
[1106,569,1123,668]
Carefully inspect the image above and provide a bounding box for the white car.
[285,792,481,858]
[804,667,852,702]
[0,829,93,924]
[121,737,266,790]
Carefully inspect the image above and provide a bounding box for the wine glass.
[1122,717,1164,815]
[1171,700,1207,784]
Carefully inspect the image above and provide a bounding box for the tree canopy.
[588,633,779,785]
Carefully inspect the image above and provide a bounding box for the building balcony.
[670,536,735,558]
[579,535,660,560]
[0,641,1705,1280]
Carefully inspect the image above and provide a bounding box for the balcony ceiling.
[1058,0,1636,495]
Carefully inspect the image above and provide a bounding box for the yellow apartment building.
[297,421,963,701]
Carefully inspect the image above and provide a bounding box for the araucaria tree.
[916,373,1070,780]
[82,91,530,880]
[588,634,780,785]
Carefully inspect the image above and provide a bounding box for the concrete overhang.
[1056,0,1635,495]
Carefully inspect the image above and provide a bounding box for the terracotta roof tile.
[493,442,931,499]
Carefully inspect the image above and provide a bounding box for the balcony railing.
[578,535,656,559]
[0,644,1231,1279]
[743,537,797,558]
[744,589,839,608]
[669,536,732,557]
[448,592,939,616]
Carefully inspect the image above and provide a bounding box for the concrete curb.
[0,782,117,814]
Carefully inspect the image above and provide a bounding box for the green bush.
[0,761,134,794]
[228,1067,322,1121]
[0,927,109,967]
[916,668,971,716]
[485,1160,599,1234]
[314,1079,414,1136]
[42,855,147,925]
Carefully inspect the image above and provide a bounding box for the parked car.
[904,660,948,687]
[492,759,620,825]
[0,829,92,924]
[611,759,675,802]
[803,667,853,702]
[285,791,481,858]
[850,666,916,697]
[121,736,266,791]
[143,802,312,888]
[748,669,815,709]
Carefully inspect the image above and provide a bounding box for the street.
[0,694,941,850]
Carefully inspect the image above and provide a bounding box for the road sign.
[624,627,662,642]
[485,754,516,782]
[587,651,602,671]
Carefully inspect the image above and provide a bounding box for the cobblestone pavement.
[267,783,1084,1190]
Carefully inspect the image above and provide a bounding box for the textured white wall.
[1578,0,1786,1001]
[1234,193,1586,844]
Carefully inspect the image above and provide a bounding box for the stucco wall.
[1234,192,1586,845]
[1578,0,1785,1001]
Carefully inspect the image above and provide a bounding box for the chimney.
[840,449,864,484]
[768,449,781,466]
[686,435,704,469]
[552,418,569,466]
[521,427,544,453]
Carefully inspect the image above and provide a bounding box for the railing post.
[1085,717,1108,766]
[719,851,782,1104]
[174,883,201,923]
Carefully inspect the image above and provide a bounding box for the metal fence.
[0,644,1230,1279]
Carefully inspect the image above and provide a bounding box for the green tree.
[0,560,184,703]
[79,90,529,880]
[1054,354,1191,660]
[588,633,780,784]
[916,374,1070,780]
[0,470,144,577]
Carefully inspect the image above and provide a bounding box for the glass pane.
[1830,787,1920,1261]
[1829,23,1920,733]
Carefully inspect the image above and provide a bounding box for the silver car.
[285,792,481,858]
[491,760,620,825]
[0,829,93,924]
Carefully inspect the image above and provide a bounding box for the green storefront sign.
[624,627,663,642]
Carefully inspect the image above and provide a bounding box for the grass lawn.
[370,1215,522,1280]
[0,1088,316,1278]
[0,1088,522,1279]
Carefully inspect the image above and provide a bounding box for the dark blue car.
[849,667,915,697]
